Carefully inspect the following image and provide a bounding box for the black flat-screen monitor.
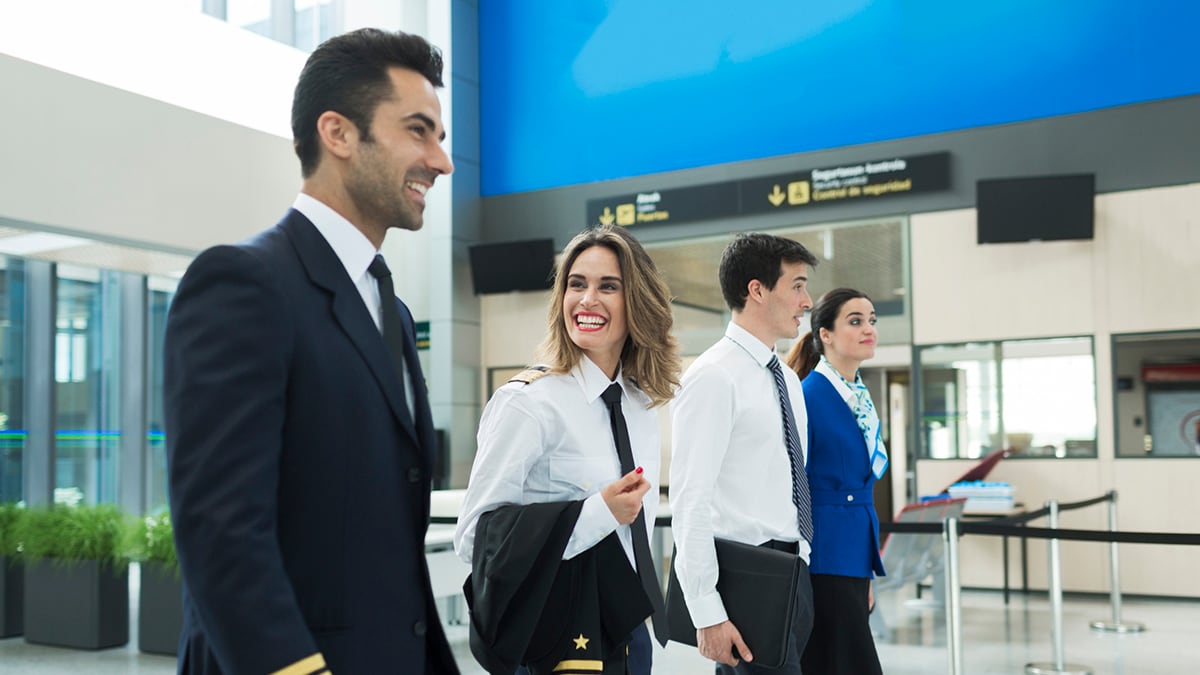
[976,173,1095,244]
[468,239,555,294]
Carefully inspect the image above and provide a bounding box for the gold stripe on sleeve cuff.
[269,653,327,675]
[553,659,604,673]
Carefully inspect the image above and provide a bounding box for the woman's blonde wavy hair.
[536,225,680,408]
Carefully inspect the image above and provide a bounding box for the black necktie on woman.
[600,382,669,647]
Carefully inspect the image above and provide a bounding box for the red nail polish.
[635,466,644,474]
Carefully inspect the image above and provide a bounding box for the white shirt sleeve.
[453,387,619,564]
[669,361,735,629]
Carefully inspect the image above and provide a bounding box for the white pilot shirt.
[454,355,660,570]
[669,321,811,630]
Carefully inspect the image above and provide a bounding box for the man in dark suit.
[164,28,458,674]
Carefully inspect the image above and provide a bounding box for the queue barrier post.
[944,516,964,675]
[1025,500,1093,675]
[1089,491,1146,634]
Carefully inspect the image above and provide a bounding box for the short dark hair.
[718,233,819,311]
[291,28,445,177]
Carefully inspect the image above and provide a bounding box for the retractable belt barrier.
[878,491,1200,675]
[879,521,1200,546]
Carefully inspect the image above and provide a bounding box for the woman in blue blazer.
[786,288,886,675]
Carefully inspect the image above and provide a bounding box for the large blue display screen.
[479,1,1200,196]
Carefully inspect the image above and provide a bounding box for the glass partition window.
[212,0,340,51]
[918,337,1097,459]
[643,217,910,356]
[1114,331,1200,458]
[294,0,337,52]
[0,257,26,503]
[146,280,177,513]
[54,266,123,505]
[226,0,272,35]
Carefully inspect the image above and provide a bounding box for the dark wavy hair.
[292,28,444,177]
[785,287,871,379]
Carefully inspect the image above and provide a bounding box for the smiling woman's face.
[562,245,627,378]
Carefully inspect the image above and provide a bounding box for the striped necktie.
[767,355,814,543]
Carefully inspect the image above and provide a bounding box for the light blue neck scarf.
[815,356,889,480]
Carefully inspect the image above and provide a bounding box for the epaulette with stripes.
[508,365,551,385]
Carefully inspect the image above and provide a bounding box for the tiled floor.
[2,586,1195,673]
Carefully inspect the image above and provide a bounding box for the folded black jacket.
[464,501,652,674]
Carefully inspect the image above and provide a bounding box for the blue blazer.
[165,211,458,674]
[802,372,885,579]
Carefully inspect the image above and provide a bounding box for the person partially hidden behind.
[164,28,460,674]
[670,232,819,674]
[454,225,680,675]
[785,288,888,675]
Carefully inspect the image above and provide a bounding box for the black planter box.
[24,559,129,649]
[138,561,182,656]
[0,556,22,637]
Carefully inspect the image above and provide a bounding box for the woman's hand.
[600,468,651,524]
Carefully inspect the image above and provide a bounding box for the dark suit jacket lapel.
[279,210,419,445]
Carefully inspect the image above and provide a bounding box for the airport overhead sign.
[586,152,950,227]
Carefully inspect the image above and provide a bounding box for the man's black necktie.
[367,255,410,415]
[600,382,668,647]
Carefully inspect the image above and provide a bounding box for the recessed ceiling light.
[0,232,93,256]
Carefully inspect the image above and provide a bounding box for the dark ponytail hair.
[784,287,871,379]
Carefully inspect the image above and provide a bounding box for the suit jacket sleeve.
[164,245,321,674]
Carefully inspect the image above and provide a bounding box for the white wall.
[0,0,457,260]
[910,210,1097,344]
[0,0,309,254]
[912,183,1200,342]
[0,53,299,252]
[910,182,1200,597]
[480,291,553,372]
[0,0,304,138]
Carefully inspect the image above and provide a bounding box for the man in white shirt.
[670,232,820,674]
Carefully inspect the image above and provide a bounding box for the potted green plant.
[131,511,181,655]
[20,504,130,649]
[0,502,24,637]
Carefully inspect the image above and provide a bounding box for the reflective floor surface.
[1,587,1195,674]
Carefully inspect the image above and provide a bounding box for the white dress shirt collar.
[573,355,648,408]
[292,193,379,280]
[568,355,619,401]
[725,321,777,367]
